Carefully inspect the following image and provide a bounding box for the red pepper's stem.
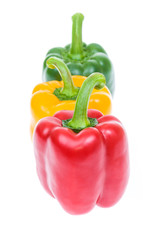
[47,57,79,99]
[70,13,84,60]
[68,73,106,130]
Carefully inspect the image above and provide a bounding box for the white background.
[0,0,160,239]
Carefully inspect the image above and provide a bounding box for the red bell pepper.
[33,73,129,215]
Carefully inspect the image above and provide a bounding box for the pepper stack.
[30,13,129,215]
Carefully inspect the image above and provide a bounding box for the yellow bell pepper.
[30,57,112,138]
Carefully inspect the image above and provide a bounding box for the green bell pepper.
[43,13,115,95]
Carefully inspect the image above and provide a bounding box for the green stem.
[46,57,79,99]
[70,13,84,59]
[67,73,106,130]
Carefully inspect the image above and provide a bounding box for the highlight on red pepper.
[42,12,115,95]
[33,73,129,215]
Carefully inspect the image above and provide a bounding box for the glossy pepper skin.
[33,75,129,215]
[34,110,129,214]
[30,58,112,138]
[43,13,115,95]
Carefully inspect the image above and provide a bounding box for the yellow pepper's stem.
[47,57,79,100]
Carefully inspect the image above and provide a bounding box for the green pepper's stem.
[68,73,106,130]
[70,13,84,59]
[46,57,79,98]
